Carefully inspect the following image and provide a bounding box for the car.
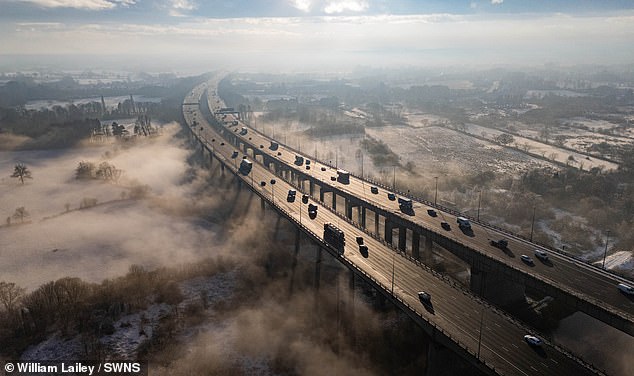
[277,152,282,156]
[359,244,369,256]
[287,189,296,203]
[490,239,508,249]
[321,166,327,171]
[306,165,310,170]
[306,159,311,165]
[308,204,318,219]
[231,151,238,158]
[302,194,309,204]
[418,291,432,306]
[441,221,451,231]
[521,255,534,265]
[534,250,549,261]
[356,236,364,245]
[330,176,337,181]
[370,186,379,194]
[260,181,266,187]
[617,283,634,295]
[387,193,396,201]
[427,209,437,217]
[259,144,264,148]
[523,335,543,347]
[220,142,225,146]
[457,217,471,229]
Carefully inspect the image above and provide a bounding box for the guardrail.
[185,85,607,375]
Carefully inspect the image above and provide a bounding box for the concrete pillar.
[360,207,366,229]
[385,219,393,244]
[314,246,322,291]
[332,193,337,210]
[309,181,315,196]
[398,226,407,252]
[260,196,265,212]
[375,212,380,235]
[412,232,420,260]
[319,188,325,203]
[345,199,353,220]
[470,268,526,307]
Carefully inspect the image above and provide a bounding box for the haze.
[2,0,634,73]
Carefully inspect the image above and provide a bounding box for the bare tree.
[0,281,25,313]
[11,163,32,184]
[12,207,29,223]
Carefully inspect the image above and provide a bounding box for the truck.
[337,169,350,184]
[398,197,413,213]
[490,238,508,249]
[239,159,253,175]
[294,155,304,166]
[324,222,345,254]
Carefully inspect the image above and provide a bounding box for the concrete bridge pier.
[425,341,478,376]
[359,206,366,229]
[470,268,526,307]
[332,193,337,210]
[345,199,353,220]
[385,219,393,244]
[309,181,315,197]
[374,212,380,235]
[398,226,407,252]
[412,232,421,260]
[314,246,322,292]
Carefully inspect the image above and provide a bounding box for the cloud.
[289,0,312,12]
[16,0,134,10]
[491,0,503,4]
[324,0,368,14]
[168,0,197,17]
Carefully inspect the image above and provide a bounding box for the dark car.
[231,151,239,158]
[418,291,432,306]
[260,181,266,187]
[330,176,337,181]
[356,236,364,245]
[427,209,437,217]
[302,194,309,204]
[387,193,396,201]
[441,221,451,231]
[321,166,327,171]
[370,186,379,194]
[306,165,310,170]
[359,245,369,257]
[308,204,318,219]
[277,152,282,156]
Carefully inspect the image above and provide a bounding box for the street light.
[393,166,396,191]
[270,179,276,203]
[477,190,482,221]
[602,230,611,269]
[530,204,536,242]
[434,176,438,205]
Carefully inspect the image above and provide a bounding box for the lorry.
[490,238,509,249]
[337,169,350,184]
[324,223,345,254]
[398,197,413,213]
[238,159,253,175]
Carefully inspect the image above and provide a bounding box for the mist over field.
[0,124,220,289]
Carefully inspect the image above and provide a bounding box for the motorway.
[183,80,600,375]
[205,83,634,333]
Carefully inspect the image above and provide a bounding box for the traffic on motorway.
[180,80,603,376]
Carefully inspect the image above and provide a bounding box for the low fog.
[1,122,434,374]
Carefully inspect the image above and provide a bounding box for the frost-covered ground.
[0,124,221,290]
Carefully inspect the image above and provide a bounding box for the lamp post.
[477,190,482,221]
[602,230,611,269]
[434,176,438,205]
[270,179,276,203]
[530,204,536,242]
[393,166,396,191]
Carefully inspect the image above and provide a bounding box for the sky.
[1,0,634,72]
